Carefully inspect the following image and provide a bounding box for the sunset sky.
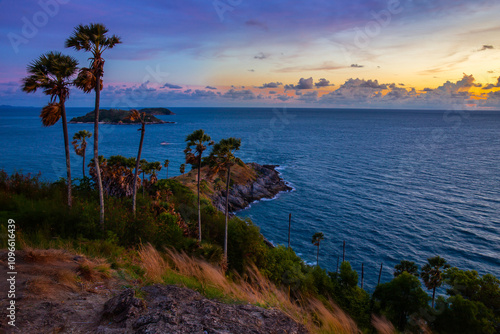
[1,0,500,109]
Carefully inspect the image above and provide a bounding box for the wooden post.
[342,240,346,262]
[288,213,291,249]
[361,262,365,288]
[378,263,383,286]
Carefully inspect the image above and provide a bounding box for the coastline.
[209,163,293,214]
[234,165,295,213]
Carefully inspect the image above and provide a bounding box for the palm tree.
[147,161,162,185]
[421,256,450,307]
[208,137,241,264]
[125,110,146,215]
[66,23,122,226]
[139,159,149,197]
[394,260,419,278]
[72,130,92,177]
[22,51,78,208]
[164,159,170,179]
[180,163,186,175]
[311,232,324,266]
[184,129,213,243]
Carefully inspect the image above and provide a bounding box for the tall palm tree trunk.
[142,171,146,197]
[94,75,105,226]
[82,149,86,177]
[60,99,72,208]
[132,123,145,215]
[197,155,202,242]
[224,165,230,263]
[432,287,436,308]
[316,244,320,266]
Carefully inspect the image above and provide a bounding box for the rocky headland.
[174,162,293,213]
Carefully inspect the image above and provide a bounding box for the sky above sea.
[1,0,500,109]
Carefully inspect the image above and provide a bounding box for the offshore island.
[69,107,175,124]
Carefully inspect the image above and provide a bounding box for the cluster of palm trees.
[22,23,121,226]
[183,129,241,265]
[313,233,450,307]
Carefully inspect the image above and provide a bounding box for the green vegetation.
[163,159,170,179]
[3,167,498,333]
[394,259,419,278]
[139,107,175,115]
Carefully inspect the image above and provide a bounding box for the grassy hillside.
[1,169,498,333]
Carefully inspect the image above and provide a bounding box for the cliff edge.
[174,162,293,213]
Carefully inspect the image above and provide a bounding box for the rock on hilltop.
[97,285,308,334]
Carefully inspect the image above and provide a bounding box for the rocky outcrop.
[211,163,293,213]
[96,285,308,334]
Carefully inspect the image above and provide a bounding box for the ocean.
[1,106,499,289]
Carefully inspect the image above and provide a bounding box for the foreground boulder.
[96,285,308,334]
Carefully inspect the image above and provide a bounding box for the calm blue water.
[1,106,499,289]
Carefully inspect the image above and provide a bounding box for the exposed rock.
[96,285,308,334]
[102,289,146,324]
[211,163,293,213]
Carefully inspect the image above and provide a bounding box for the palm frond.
[40,103,62,127]
[22,52,78,100]
[66,23,121,56]
[74,68,97,93]
[21,75,41,93]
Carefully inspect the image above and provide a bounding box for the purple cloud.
[162,83,183,89]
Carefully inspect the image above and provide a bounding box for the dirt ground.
[0,249,120,334]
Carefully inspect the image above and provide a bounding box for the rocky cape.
[69,108,175,124]
[213,163,293,213]
[175,162,293,214]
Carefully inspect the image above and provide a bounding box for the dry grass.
[138,243,360,334]
[25,268,79,299]
[77,258,112,282]
[371,315,396,334]
[308,299,360,334]
[23,247,71,264]
[138,243,168,282]
[13,248,114,299]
